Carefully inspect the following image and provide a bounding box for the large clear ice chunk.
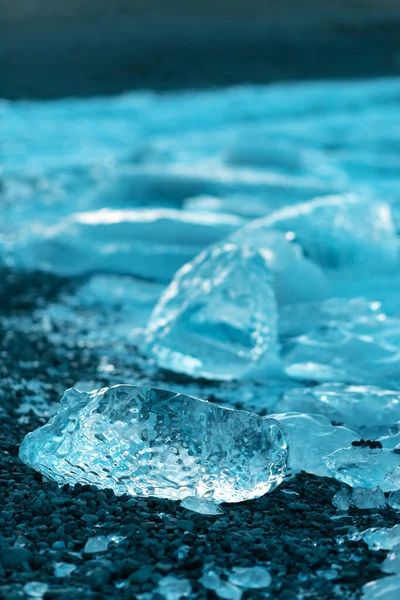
[19,385,288,502]
[143,242,280,380]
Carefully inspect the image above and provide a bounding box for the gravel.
[1,267,398,599]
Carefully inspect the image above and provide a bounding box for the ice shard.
[19,385,288,503]
[143,242,280,380]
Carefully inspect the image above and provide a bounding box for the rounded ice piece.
[19,385,288,503]
[143,242,280,380]
[243,194,398,273]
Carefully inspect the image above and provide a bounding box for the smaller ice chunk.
[180,496,223,515]
[143,242,280,380]
[388,491,400,511]
[351,487,386,510]
[156,575,192,600]
[54,562,76,577]
[228,566,271,589]
[270,413,358,477]
[362,525,400,551]
[363,575,400,600]
[277,384,400,436]
[325,445,400,492]
[83,536,109,554]
[11,208,242,282]
[23,583,49,598]
[249,194,398,273]
[382,549,400,574]
[200,570,242,600]
[332,488,351,511]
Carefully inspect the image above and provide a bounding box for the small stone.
[0,547,33,568]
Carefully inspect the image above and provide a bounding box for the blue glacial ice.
[277,384,400,436]
[143,242,280,380]
[19,385,288,503]
[361,525,400,551]
[8,208,242,283]
[324,445,400,492]
[363,575,400,600]
[270,413,357,477]
[246,194,398,274]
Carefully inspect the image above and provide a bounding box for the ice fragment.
[156,575,192,600]
[271,412,357,477]
[83,536,109,554]
[324,445,400,492]
[228,566,271,589]
[19,385,288,503]
[143,242,280,380]
[200,571,242,600]
[180,496,223,515]
[363,575,400,600]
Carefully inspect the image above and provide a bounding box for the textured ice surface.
[270,413,358,477]
[228,566,271,589]
[362,525,400,551]
[19,385,288,502]
[247,194,398,274]
[363,575,400,600]
[9,208,242,282]
[277,384,400,435]
[143,242,280,380]
[325,446,400,492]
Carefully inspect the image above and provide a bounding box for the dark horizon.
[1,0,400,99]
